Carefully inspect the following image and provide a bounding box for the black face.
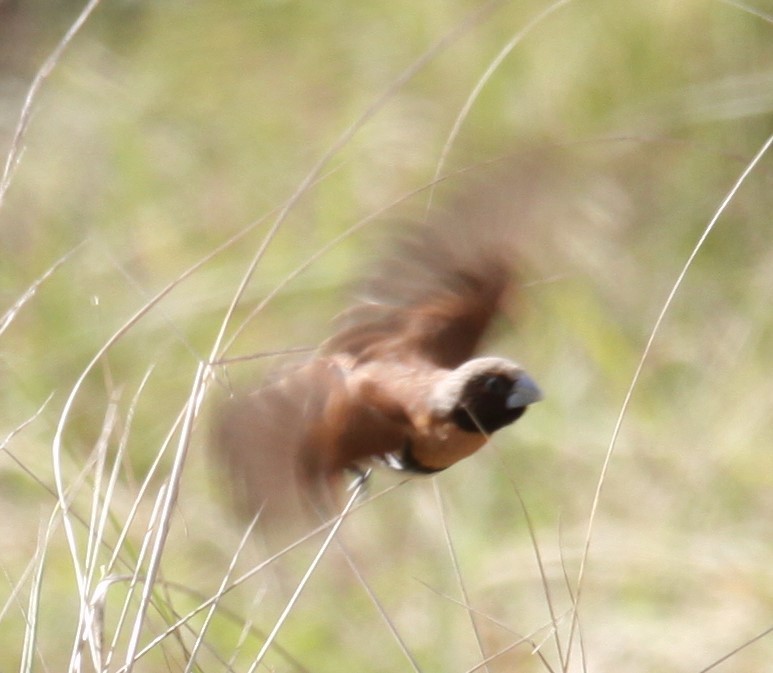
[451,373,528,434]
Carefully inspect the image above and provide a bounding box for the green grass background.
[0,1,771,671]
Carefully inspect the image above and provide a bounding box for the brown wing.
[212,359,347,536]
[323,175,522,369]
[212,357,415,537]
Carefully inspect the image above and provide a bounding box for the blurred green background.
[0,0,771,671]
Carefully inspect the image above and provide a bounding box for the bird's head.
[430,357,542,434]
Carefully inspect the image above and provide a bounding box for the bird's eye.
[483,375,510,395]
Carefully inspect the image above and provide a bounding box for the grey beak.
[506,373,543,409]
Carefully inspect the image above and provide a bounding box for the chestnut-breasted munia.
[214,164,544,525]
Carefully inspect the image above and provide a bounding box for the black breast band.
[399,439,444,474]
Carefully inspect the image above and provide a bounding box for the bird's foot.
[345,466,372,494]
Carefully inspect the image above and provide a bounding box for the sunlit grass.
[0,1,771,671]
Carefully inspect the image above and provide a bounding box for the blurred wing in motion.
[324,181,522,369]
[214,357,414,535]
[213,359,343,535]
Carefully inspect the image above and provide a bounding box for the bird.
[213,163,544,528]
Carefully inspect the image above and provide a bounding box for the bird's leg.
[345,465,372,493]
[378,437,415,472]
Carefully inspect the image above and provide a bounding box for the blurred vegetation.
[0,0,771,671]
